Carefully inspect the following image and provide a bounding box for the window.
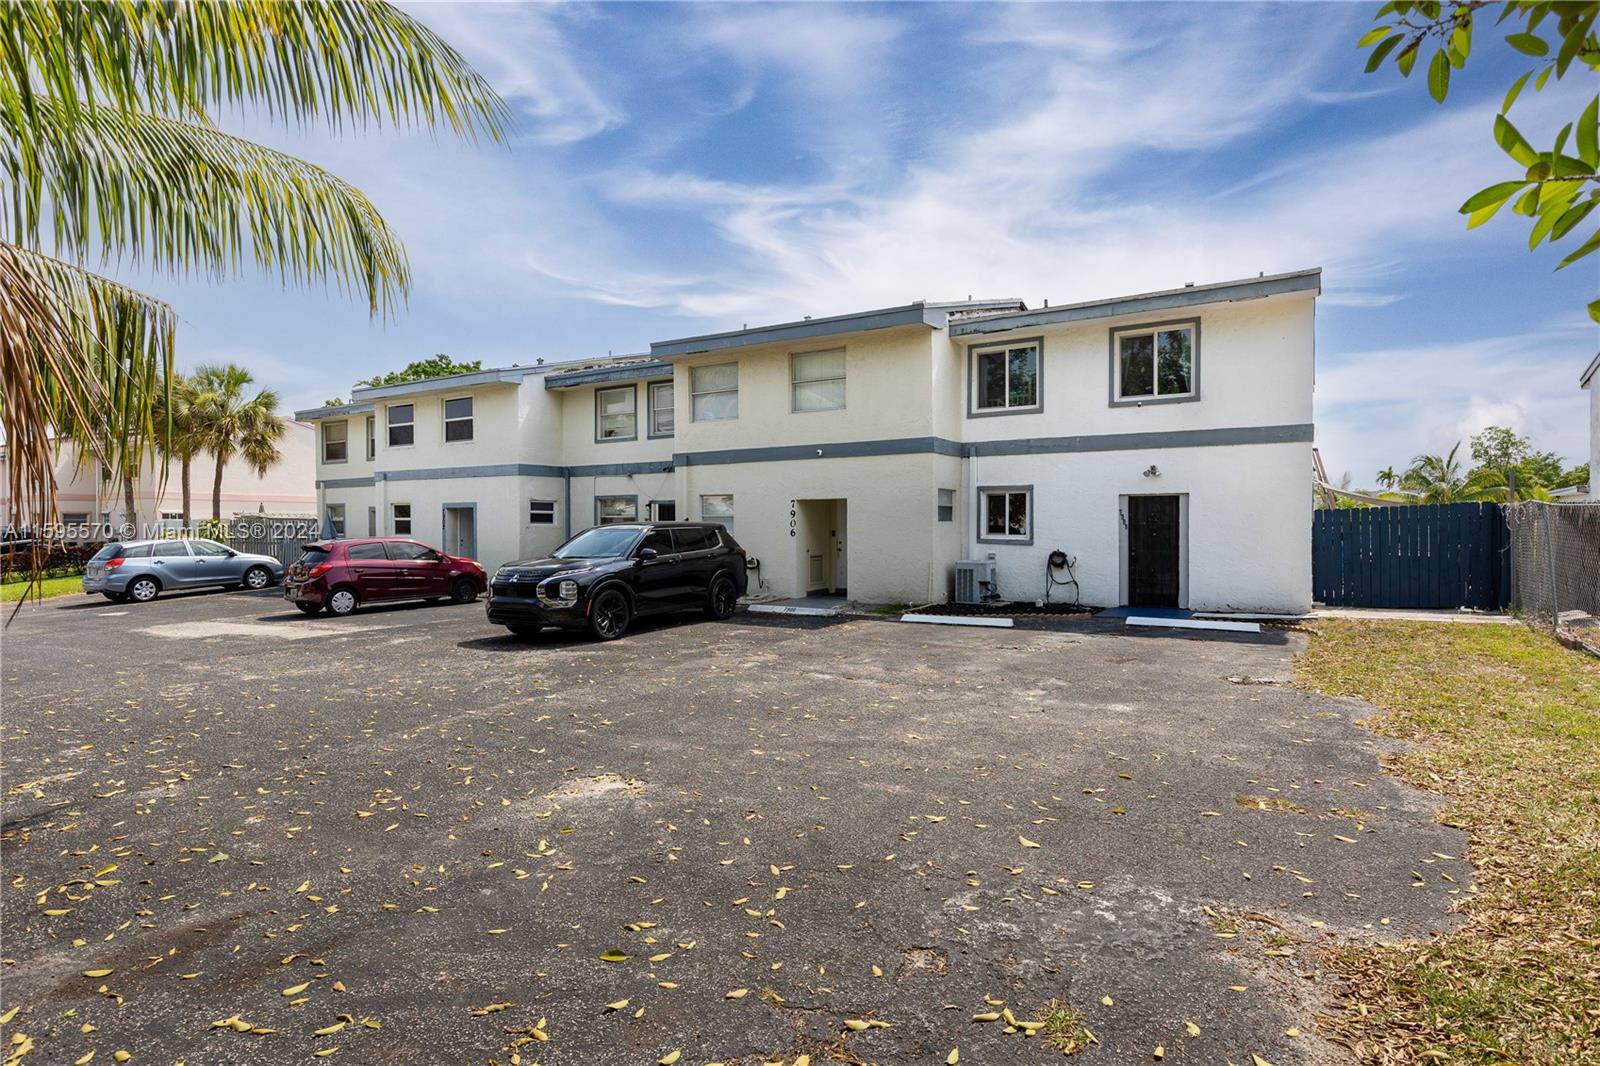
[978,487,1032,543]
[1112,321,1196,403]
[391,503,412,535]
[595,385,637,441]
[700,493,735,533]
[62,511,88,525]
[937,488,955,523]
[596,495,638,524]
[160,510,183,522]
[122,543,152,558]
[639,528,675,556]
[972,341,1041,413]
[188,540,230,557]
[529,500,556,525]
[388,541,441,562]
[367,506,377,536]
[387,404,415,447]
[649,499,676,521]
[672,526,716,554]
[365,416,376,460]
[791,348,845,412]
[326,503,346,538]
[443,396,474,442]
[152,539,189,557]
[648,381,675,437]
[347,541,387,561]
[322,420,349,462]
[691,363,738,421]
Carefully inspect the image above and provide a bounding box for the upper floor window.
[443,397,474,442]
[691,363,738,421]
[649,381,675,437]
[387,403,415,447]
[322,420,348,462]
[971,340,1041,415]
[365,416,375,460]
[1112,321,1196,404]
[791,348,845,412]
[596,385,637,441]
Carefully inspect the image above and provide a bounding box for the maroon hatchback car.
[284,538,487,616]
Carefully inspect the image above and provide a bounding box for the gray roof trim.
[352,366,542,401]
[951,269,1323,337]
[651,303,949,358]
[295,402,374,421]
[1581,352,1600,387]
[545,361,674,389]
[316,475,375,489]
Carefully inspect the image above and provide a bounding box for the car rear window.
[672,527,716,553]
[91,544,123,561]
[298,546,332,565]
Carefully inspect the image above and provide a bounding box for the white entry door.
[443,506,477,559]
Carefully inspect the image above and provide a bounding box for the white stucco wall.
[1588,373,1598,483]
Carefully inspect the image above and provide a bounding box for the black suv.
[486,522,748,641]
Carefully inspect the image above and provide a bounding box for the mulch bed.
[911,601,1096,619]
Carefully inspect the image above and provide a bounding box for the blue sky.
[127,2,1595,484]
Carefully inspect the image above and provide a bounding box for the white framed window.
[443,396,474,442]
[977,486,1032,544]
[936,488,955,523]
[529,500,556,525]
[700,493,734,533]
[691,363,738,421]
[322,420,349,462]
[648,381,675,438]
[387,403,415,447]
[596,495,638,524]
[391,503,412,535]
[596,385,638,441]
[365,416,375,460]
[970,340,1041,415]
[62,511,89,525]
[791,348,845,412]
[326,503,346,538]
[1111,320,1197,404]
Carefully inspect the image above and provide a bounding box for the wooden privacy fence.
[1313,502,1509,610]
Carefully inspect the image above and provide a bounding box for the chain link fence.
[1505,502,1600,646]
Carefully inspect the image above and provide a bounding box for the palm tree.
[0,2,507,547]
[190,365,284,522]
[1401,443,1508,504]
[153,375,205,527]
[1376,466,1400,490]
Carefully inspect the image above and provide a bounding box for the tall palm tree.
[0,2,507,546]
[190,365,284,521]
[1401,443,1504,504]
[153,375,204,526]
[1376,466,1400,490]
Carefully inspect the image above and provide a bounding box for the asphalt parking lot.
[1,588,1469,1065]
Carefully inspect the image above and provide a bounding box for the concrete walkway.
[1312,607,1517,624]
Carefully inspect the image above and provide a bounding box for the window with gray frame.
[596,495,638,524]
[443,396,474,441]
[791,348,845,412]
[387,404,414,447]
[937,488,955,522]
[326,503,346,538]
[322,420,348,462]
[529,500,556,525]
[978,487,1031,543]
[691,363,738,421]
[365,416,375,460]
[700,493,734,533]
[1112,321,1196,402]
[596,385,637,441]
[648,381,675,437]
[367,506,376,536]
[971,341,1040,413]
[391,502,411,535]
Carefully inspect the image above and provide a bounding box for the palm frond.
[0,1,510,140]
[4,101,411,315]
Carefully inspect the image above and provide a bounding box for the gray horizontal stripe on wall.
[965,423,1314,457]
[317,476,376,489]
[375,464,565,482]
[675,436,962,467]
[566,461,676,477]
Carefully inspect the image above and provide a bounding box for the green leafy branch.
[1361,1,1600,321]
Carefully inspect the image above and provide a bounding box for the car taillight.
[104,557,125,570]
[307,563,333,578]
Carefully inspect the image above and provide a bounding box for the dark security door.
[1127,495,1180,607]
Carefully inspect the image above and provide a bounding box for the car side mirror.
[226,549,238,557]
[638,547,658,561]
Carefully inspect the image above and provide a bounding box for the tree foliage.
[358,354,483,388]
[1361,1,1600,321]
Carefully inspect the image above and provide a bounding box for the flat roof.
[544,358,671,390]
[352,365,547,402]
[650,299,1025,358]
[292,401,375,421]
[950,268,1323,337]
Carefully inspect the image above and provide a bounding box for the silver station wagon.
[82,539,285,603]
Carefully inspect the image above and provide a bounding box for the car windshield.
[552,526,641,559]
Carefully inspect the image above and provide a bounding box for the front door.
[443,506,476,559]
[1127,495,1180,608]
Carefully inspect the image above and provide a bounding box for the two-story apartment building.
[297,268,1319,613]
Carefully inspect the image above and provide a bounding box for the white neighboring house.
[1,418,316,537]
[298,269,1320,614]
[1565,352,1600,503]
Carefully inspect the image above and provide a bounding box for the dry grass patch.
[1296,620,1600,1065]
[1035,998,1094,1056]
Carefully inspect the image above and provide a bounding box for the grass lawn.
[1296,620,1600,1066]
[0,574,86,602]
